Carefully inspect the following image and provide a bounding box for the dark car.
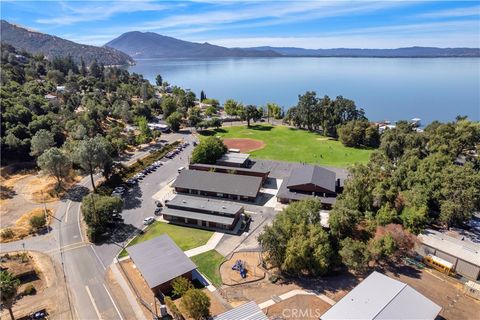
[154,207,162,216]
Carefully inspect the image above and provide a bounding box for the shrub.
[171,276,194,298]
[29,214,46,230]
[23,284,36,295]
[164,296,183,320]
[1,228,14,240]
[180,289,210,320]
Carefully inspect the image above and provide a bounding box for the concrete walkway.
[258,289,336,309]
[185,232,224,257]
[111,262,147,320]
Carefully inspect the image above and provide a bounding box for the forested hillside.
[1,20,133,65]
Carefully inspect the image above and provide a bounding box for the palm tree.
[0,270,20,320]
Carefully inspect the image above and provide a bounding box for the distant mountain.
[0,20,134,65]
[105,31,281,58]
[244,46,480,57]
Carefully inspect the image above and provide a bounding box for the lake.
[129,57,480,124]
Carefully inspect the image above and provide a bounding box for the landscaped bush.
[171,276,194,298]
[29,215,46,230]
[1,228,14,240]
[23,284,36,295]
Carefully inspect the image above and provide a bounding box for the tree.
[242,105,262,127]
[73,136,112,192]
[155,74,163,86]
[223,99,242,117]
[171,276,194,298]
[204,105,217,117]
[339,238,370,272]
[161,96,177,118]
[165,296,182,320]
[188,107,203,128]
[37,147,71,189]
[200,90,206,102]
[30,129,55,157]
[166,111,183,132]
[259,198,335,276]
[135,116,152,144]
[266,103,282,122]
[337,120,380,148]
[190,136,227,164]
[0,270,20,320]
[180,289,210,320]
[81,193,123,241]
[400,205,428,234]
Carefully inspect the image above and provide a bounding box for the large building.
[127,235,197,295]
[163,195,244,230]
[417,229,480,280]
[173,169,263,202]
[321,271,441,320]
[188,163,270,183]
[277,164,340,208]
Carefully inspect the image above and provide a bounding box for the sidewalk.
[185,232,224,257]
[258,289,336,309]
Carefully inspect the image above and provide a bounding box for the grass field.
[119,222,213,258]
[191,250,224,287]
[199,124,373,167]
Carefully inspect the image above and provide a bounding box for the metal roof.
[286,164,336,192]
[321,271,441,320]
[167,195,243,216]
[189,163,270,174]
[217,152,250,165]
[214,301,268,320]
[277,179,337,204]
[162,208,236,225]
[127,235,197,289]
[173,170,262,198]
[419,229,480,266]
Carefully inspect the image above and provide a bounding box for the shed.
[321,271,441,320]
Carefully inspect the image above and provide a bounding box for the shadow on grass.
[248,125,273,131]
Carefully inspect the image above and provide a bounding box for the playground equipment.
[232,259,247,278]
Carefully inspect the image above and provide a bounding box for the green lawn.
[119,222,213,258]
[199,124,373,167]
[190,250,224,287]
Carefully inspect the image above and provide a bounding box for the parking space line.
[103,283,124,320]
[85,285,103,320]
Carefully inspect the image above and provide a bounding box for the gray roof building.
[321,271,441,320]
[127,235,197,290]
[173,170,262,198]
[167,195,243,216]
[214,301,268,320]
[189,162,270,174]
[217,152,251,167]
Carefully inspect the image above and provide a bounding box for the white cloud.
[36,0,169,25]
[416,5,480,19]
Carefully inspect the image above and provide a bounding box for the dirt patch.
[263,295,332,319]
[1,208,54,243]
[0,251,71,320]
[220,252,265,286]
[384,265,480,320]
[223,138,265,153]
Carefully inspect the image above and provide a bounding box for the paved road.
[0,132,196,319]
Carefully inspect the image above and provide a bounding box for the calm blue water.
[129,57,480,124]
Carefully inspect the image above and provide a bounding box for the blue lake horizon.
[128,57,480,124]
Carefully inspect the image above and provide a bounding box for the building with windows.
[163,195,244,230]
[188,163,270,183]
[173,169,262,202]
[277,164,340,208]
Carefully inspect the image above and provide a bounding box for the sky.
[2,1,480,49]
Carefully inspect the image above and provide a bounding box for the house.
[277,164,340,208]
[127,235,197,295]
[163,195,244,230]
[214,301,267,320]
[417,229,480,280]
[148,123,170,133]
[321,271,441,320]
[216,152,251,168]
[188,163,270,183]
[173,170,262,202]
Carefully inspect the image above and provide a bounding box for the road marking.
[64,200,72,223]
[77,205,84,242]
[103,283,124,320]
[85,285,103,320]
[90,246,106,271]
[45,242,86,254]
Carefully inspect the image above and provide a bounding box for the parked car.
[143,217,155,225]
[154,207,162,216]
[178,167,185,173]
[155,201,163,207]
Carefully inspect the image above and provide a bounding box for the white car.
[143,217,155,225]
[178,167,185,173]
